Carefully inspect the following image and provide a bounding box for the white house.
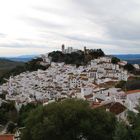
[126,90,140,113]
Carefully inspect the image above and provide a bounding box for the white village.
[0,46,140,123]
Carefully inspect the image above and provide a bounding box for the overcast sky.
[0,0,140,56]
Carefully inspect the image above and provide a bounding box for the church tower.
[62,44,65,53]
[84,46,87,54]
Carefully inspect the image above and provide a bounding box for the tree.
[113,122,131,140]
[21,99,116,140]
[48,51,64,62]
[0,102,18,125]
[125,104,140,139]
[115,80,126,89]
[126,80,140,90]
[111,57,120,64]
[18,103,41,127]
[48,49,105,66]
[124,64,135,72]
[84,55,92,64]
[88,49,105,59]
[7,122,16,133]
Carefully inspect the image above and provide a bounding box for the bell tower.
[62,44,65,53]
[84,46,87,54]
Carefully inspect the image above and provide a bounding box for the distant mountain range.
[113,54,140,64]
[114,54,140,60]
[0,54,140,64]
[0,55,38,62]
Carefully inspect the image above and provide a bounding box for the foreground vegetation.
[1,99,140,139]
[21,99,116,140]
[20,99,140,140]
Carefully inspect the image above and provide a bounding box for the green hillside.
[0,59,24,77]
[0,58,48,84]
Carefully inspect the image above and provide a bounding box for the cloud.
[66,0,140,52]
[0,0,140,55]
[0,33,7,38]
[22,16,67,29]
[105,18,140,41]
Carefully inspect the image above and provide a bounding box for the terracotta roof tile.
[0,135,14,140]
[92,102,126,115]
[84,94,93,99]
[126,90,140,94]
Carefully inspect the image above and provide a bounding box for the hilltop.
[0,48,105,84]
[48,48,105,66]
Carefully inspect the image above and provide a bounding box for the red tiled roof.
[108,102,126,115]
[126,90,140,94]
[0,134,14,140]
[92,102,126,115]
[84,94,93,99]
[91,102,101,109]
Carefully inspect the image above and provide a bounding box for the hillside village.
[0,46,140,123]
